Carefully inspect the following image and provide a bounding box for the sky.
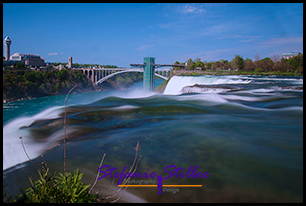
[3,3,303,67]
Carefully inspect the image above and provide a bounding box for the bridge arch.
[154,73,168,80]
[94,69,169,85]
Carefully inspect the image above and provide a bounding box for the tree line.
[3,69,96,102]
[3,68,143,102]
[174,53,303,74]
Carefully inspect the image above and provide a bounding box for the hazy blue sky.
[3,3,303,67]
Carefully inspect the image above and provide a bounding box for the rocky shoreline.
[3,97,37,104]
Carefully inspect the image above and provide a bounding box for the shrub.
[255,68,263,73]
[19,167,98,203]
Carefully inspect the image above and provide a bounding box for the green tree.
[231,54,244,71]
[173,61,182,70]
[243,58,255,71]
[15,62,27,69]
[186,58,193,70]
[39,83,45,90]
[61,82,66,89]
[288,54,303,71]
[206,62,212,70]
[296,66,303,74]
[258,57,274,72]
[190,62,196,70]
[56,69,68,80]
[196,61,204,68]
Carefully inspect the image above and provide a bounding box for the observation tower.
[3,36,12,61]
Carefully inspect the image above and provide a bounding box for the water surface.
[3,76,303,203]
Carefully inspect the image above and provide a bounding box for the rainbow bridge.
[73,57,185,91]
[73,67,171,84]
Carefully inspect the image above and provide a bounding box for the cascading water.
[3,75,303,203]
[163,75,253,95]
[3,106,63,170]
[163,75,303,95]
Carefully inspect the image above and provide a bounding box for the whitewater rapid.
[163,75,302,95]
[3,88,157,171]
[3,75,303,171]
[2,75,303,203]
[163,75,252,95]
[3,106,64,170]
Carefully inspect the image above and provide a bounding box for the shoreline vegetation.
[3,68,142,103]
[155,53,303,93]
[154,69,303,93]
[3,54,303,102]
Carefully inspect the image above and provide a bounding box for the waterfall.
[163,75,253,95]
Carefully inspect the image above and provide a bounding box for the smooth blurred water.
[3,76,303,203]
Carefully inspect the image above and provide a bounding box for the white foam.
[110,105,140,110]
[3,106,63,170]
[222,95,262,102]
[181,86,232,94]
[175,93,229,104]
[164,76,252,95]
[117,88,156,99]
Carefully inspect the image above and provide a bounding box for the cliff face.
[155,78,170,94]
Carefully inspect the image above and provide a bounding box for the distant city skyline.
[3,3,303,67]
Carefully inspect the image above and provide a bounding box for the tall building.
[3,36,46,68]
[3,36,12,61]
[68,56,73,68]
[10,53,46,67]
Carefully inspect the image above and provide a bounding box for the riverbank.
[3,69,143,103]
[3,97,36,104]
[171,69,303,77]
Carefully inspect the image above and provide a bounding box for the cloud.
[48,52,58,56]
[260,36,303,47]
[216,34,262,43]
[159,23,175,29]
[198,24,233,37]
[137,45,153,51]
[238,39,258,43]
[178,48,233,62]
[218,35,262,40]
[198,48,233,61]
[179,4,205,14]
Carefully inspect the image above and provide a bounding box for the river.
[3,75,303,203]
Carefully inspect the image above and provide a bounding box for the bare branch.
[109,185,129,203]
[106,175,116,197]
[20,136,39,171]
[89,153,106,194]
[105,155,142,200]
[104,143,142,201]
[63,84,78,175]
